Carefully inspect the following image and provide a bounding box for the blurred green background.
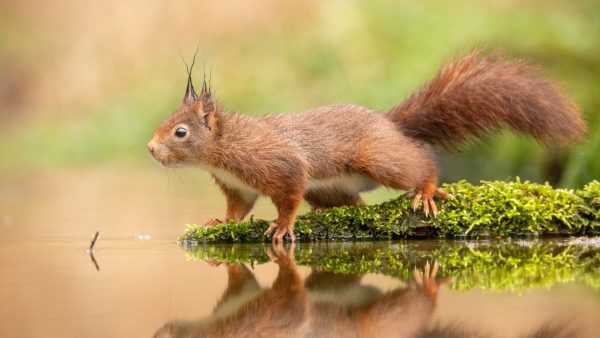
[1,0,598,187]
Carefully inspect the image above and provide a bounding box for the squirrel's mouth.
[147,140,171,166]
[156,157,170,166]
[151,153,171,167]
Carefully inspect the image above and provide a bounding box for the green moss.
[182,240,600,291]
[180,179,600,243]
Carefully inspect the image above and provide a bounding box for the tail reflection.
[154,243,445,338]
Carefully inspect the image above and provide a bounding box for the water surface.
[0,168,598,337]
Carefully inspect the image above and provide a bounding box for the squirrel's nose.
[147,140,156,155]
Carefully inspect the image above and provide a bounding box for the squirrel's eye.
[174,127,187,138]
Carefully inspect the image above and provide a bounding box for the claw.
[272,241,285,256]
[413,266,423,285]
[432,260,439,278]
[429,197,438,217]
[407,186,450,217]
[267,241,296,263]
[265,250,274,261]
[414,260,447,299]
[271,225,296,243]
[402,190,415,198]
[436,188,453,200]
[265,246,277,262]
[264,222,278,236]
[204,258,222,267]
[203,218,223,228]
[412,192,422,211]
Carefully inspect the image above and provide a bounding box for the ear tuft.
[182,49,199,105]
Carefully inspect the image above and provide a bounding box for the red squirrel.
[147,50,586,242]
[154,244,444,338]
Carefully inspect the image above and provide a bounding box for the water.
[0,168,599,338]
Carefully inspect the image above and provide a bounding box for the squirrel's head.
[147,61,220,167]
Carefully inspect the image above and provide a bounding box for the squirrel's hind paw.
[435,188,453,200]
[264,222,296,243]
[414,260,450,299]
[411,187,452,218]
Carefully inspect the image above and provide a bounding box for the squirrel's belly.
[206,165,378,196]
[307,173,379,194]
[205,166,260,199]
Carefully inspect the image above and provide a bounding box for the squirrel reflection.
[154,243,445,338]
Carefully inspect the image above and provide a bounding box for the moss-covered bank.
[183,240,600,291]
[180,180,600,243]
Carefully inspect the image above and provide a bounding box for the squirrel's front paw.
[264,222,296,243]
[203,218,224,228]
[203,258,222,267]
[265,241,295,263]
[264,222,279,237]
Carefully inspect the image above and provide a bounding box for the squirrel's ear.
[194,93,219,131]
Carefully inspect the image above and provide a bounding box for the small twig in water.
[87,231,101,271]
[89,231,99,251]
[90,253,100,271]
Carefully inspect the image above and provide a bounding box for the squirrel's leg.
[304,190,364,212]
[356,262,447,337]
[258,242,307,334]
[354,137,451,217]
[223,189,258,221]
[205,176,258,227]
[213,264,260,313]
[264,192,303,242]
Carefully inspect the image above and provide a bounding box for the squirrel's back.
[255,104,420,179]
[255,50,586,167]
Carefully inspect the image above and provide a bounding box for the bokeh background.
[1,0,599,187]
[0,2,599,336]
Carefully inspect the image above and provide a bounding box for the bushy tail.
[388,51,586,150]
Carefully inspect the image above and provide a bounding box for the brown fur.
[304,190,364,211]
[213,176,258,221]
[148,50,586,241]
[153,246,579,338]
[153,244,441,338]
[389,51,586,149]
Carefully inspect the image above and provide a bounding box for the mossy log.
[180,179,600,243]
[182,240,600,291]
